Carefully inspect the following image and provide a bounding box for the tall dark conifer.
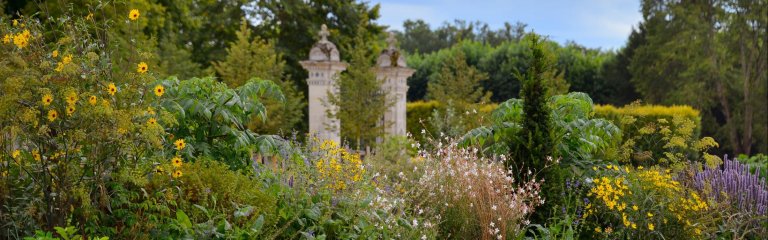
[516,34,553,171]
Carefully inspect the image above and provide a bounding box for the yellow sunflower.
[129,9,140,21]
[153,84,164,97]
[88,96,97,105]
[147,117,157,125]
[107,83,117,96]
[42,94,53,106]
[65,92,78,105]
[137,62,148,73]
[171,156,183,168]
[174,139,186,151]
[66,105,75,116]
[52,50,59,58]
[47,109,58,122]
[172,170,183,178]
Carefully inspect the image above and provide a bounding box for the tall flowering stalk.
[693,155,768,215]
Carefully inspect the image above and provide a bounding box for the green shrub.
[157,76,285,170]
[461,92,621,170]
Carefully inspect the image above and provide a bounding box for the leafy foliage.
[156,76,285,169]
[461,92,621,169]
[213,18,305,134]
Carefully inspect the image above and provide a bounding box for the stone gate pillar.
[300,24,347,143]
[375,32,415,138]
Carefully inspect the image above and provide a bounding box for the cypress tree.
[516,33,553,171]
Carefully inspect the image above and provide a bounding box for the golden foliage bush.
[595,103,719,167]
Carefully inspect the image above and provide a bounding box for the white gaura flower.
[491,205,497,211]
[412,219,419,227]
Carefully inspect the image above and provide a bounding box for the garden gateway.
[301,24,415,143]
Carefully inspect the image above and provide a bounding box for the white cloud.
[373,1,441,31]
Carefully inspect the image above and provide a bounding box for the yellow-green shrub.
[148,159,276,225]
[595,103,719,167]
[406,101,496,141]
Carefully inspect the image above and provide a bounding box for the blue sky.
[370,0,643,50]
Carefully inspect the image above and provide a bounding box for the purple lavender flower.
[693,155,768,215]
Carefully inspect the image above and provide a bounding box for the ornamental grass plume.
[693,155,768,215]
[376,138,543,239]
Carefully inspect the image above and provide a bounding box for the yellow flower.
[171,156,183,168]
[648,223,655,231]
[107,83,117,95]
[13,19,18,26]
[52,50,59,58]
[62,54,72,64]
[647,212,654,217]
[88,96,97,105]
[146,106,156,115]
[13,31,30,49]
[594,227,602,233]
[637,166,644,170]
[86,12,94,20]
[155,165,164,173]
[65,92,78,105]
[47,109,58,122]
[66,105,75,116]
[147,118,157,125]
[137,62,148,73]
[2,34,10,44]
[12,150,21,159]
[605,227,613,234]
[42,94,53,106]
[32,150,41,161]
[129,9,140,21]
[631,223,637,229]
[153,85,164,97]
[632,205,638,211]
[174,139,186,151]
[172,170,183,178]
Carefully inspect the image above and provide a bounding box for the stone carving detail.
[308,24,340,61]
[377,32,407,68]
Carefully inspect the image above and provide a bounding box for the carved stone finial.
[386,32,397,49]
[319,24,330,42]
